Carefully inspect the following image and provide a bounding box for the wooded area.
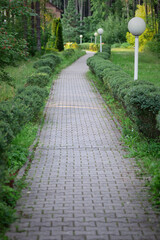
[0,0,160,64]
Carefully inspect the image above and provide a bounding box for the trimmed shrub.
[15,86,48,119]
[36,66,52,76]
[26,73,50,88]
[63,49,75,58]
[124,85,160,138]
[33,58,56,70]
[87,53,160,138]
[94,52,110,60]
[41,54,61,64]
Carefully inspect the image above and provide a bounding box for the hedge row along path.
[7,52,160,240]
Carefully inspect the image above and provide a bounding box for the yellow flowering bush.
[64,42,79,49]
[89,43,99,51]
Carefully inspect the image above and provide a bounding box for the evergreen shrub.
[63,49,75,58]
[0,86,48,156]
[87,51,160,138]
[26,73,49,88]
[36,66,52,76]
[41,53,61,64]
[33,58,56,70]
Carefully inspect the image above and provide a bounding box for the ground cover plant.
[87,48,160,207]
[0,49,85,238]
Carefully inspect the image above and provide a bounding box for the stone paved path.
[7,52,160,240]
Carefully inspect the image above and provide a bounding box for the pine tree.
[55,19,64,51]
[62,0,80,42]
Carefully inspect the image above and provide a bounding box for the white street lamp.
[97,28,104,52]
[80,35,83,44]
[94,32,98,44]
[128,17,146,80]
[90,36,93,43]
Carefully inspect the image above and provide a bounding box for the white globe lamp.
[97,28,104,52]
[128,17,146,80]
[94,32,98,44]
[80,35,83,44]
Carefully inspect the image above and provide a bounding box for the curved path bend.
[7,52,160,240]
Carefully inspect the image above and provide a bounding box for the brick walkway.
[7,52,160,240]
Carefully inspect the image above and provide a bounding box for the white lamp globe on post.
[128,17,146,80]
[97,28,104,52]
[80,35,83,44]
[94,32,98,44]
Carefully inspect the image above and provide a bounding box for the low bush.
[111,43,121,48]
[0,202,16,232]
[65,42,79,49]
[94,52,110,60]
[26,73,50,88]
[89,43,99,51]
[63,49,75,58]
[79,43,90,50]
[33,58,56,70]
[87,50,160,139]
[0,68,15,87]
[41,53,61,64]
[124,85,160,138]
[0,86,48,158]
[36,66,52,76]
[120,42,131,48]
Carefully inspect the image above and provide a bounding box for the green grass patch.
[111,49,160,87]
[0,57,38,102]
[7,122,39,174]
[87,70,160,208]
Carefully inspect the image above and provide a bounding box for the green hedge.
[87,50,160,139]
[0,86,48,155]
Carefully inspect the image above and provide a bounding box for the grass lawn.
[111,48,160,87]
[0,57,38,102]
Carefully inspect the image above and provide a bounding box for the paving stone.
[6,52,160,240]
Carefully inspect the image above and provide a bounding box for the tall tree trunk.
[125,0,129,19]
[158,0,160,34]
[36,1,41,52]
[31,1,35,39]
[88,0,91,16]
[31,1,35,54]
[23,0,28,40]
[76,0,78,14]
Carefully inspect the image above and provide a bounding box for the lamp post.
[90,36,93,43]
[128,17,146,80]
[97,28,104,52]
[94,32,98,44]
[80,35,83,44]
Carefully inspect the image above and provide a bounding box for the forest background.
[0,0,160,65]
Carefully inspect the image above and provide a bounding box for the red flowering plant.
[0,27,29,65]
